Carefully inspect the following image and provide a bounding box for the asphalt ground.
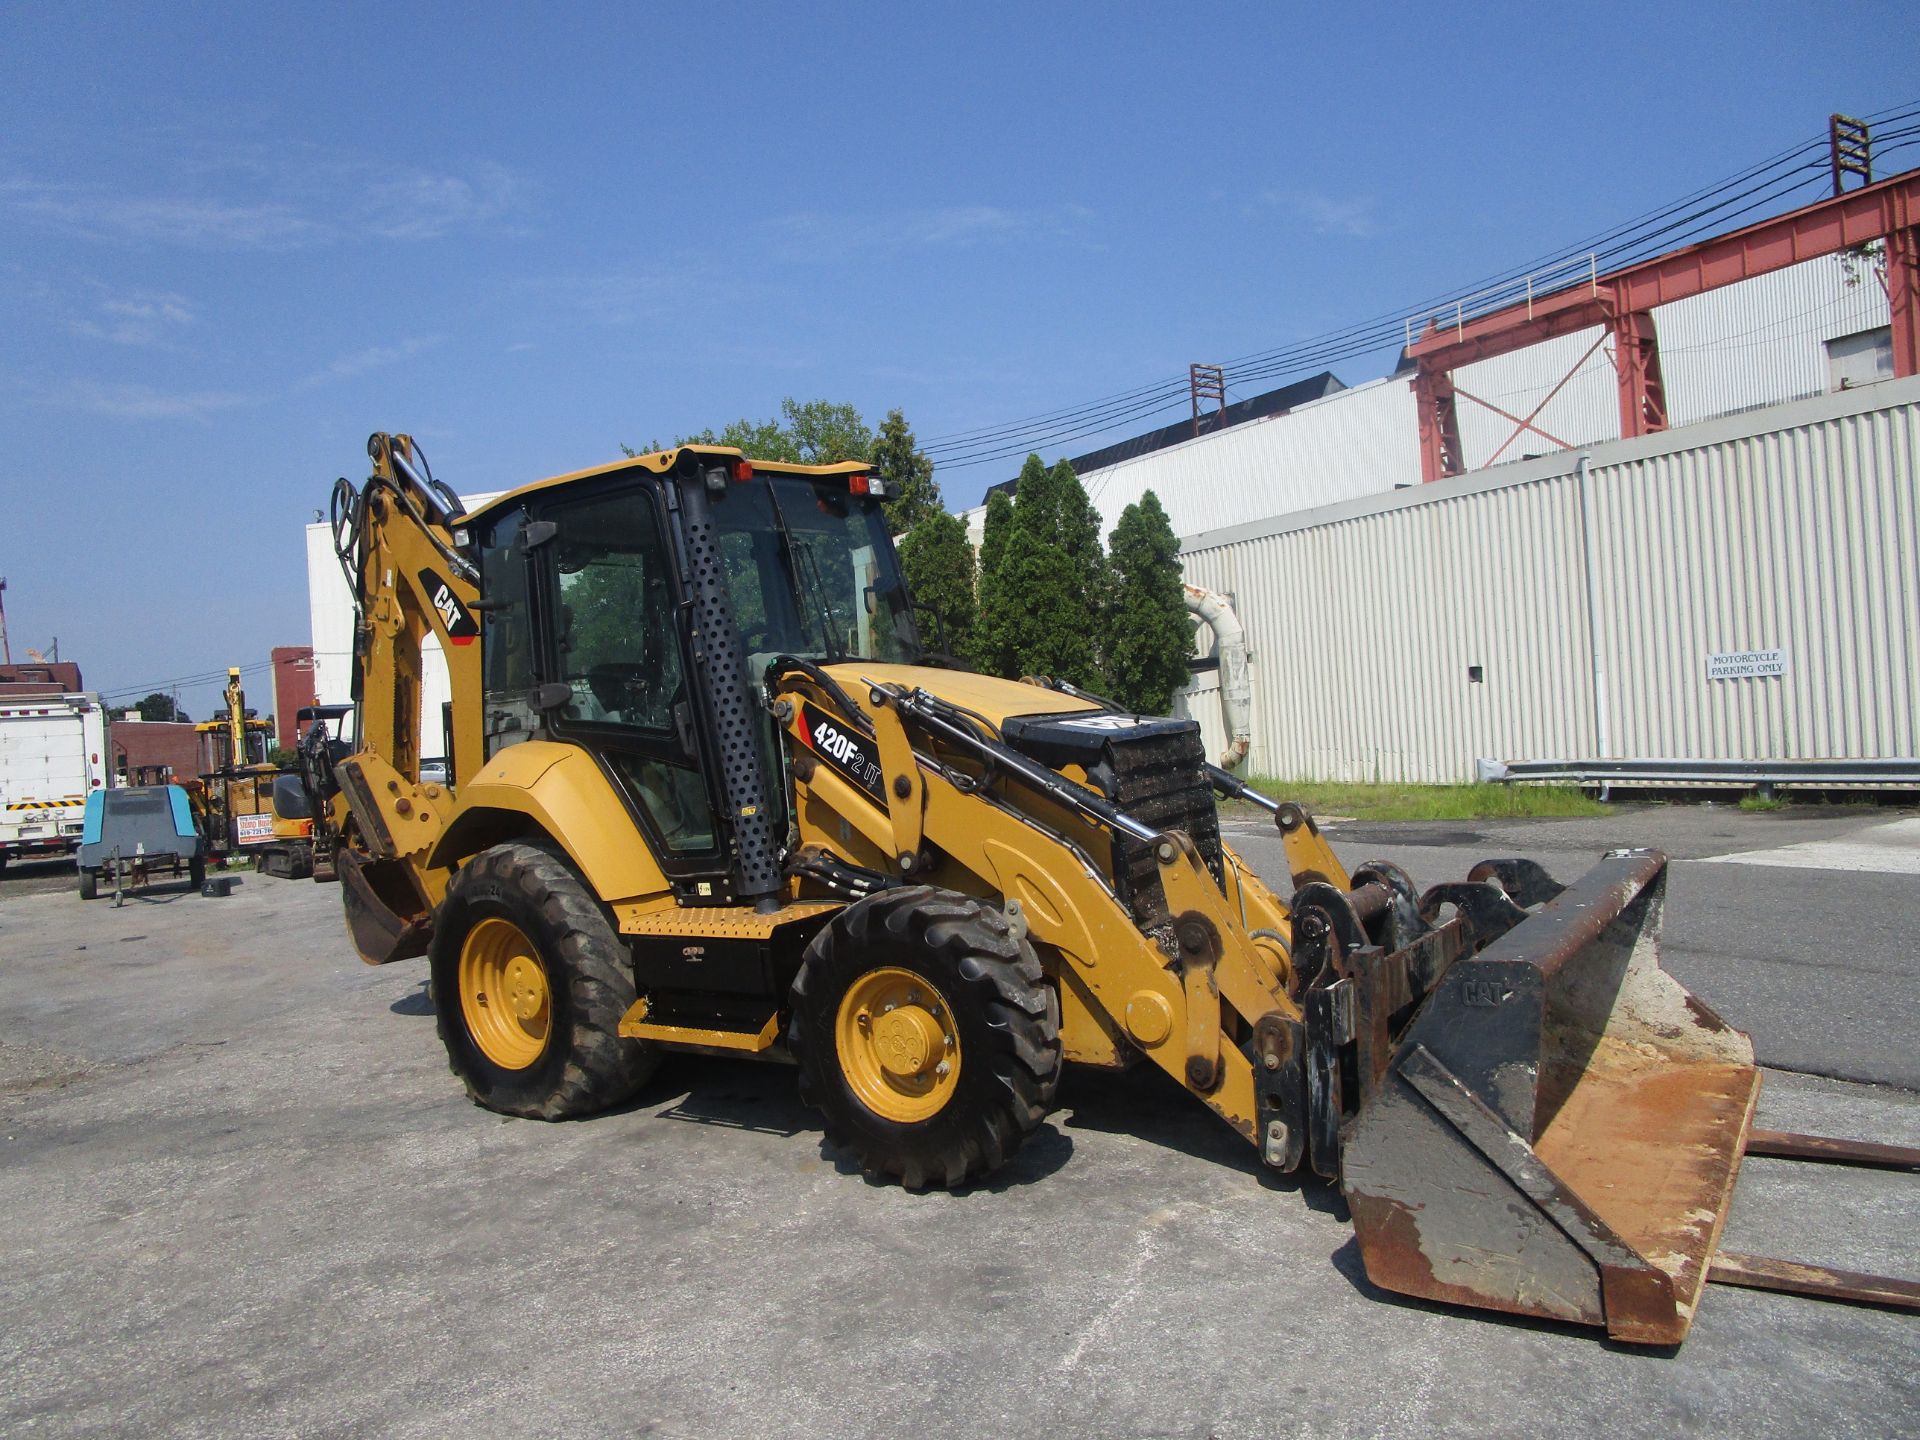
[1,807,1916,1438]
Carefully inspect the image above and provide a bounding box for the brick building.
[110,718,203,786]
[271,646,318,749]
[0,661,85,695]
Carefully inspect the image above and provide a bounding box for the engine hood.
[819,662,1104,726]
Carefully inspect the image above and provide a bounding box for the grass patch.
[1737,793,1788,813]
[1223,778,1611,823]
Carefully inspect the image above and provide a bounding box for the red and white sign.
[235,813,276,845]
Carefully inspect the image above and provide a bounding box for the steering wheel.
[588,663,665,724]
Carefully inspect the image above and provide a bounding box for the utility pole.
[0,575,10,665]
[1830,113,1871,196]
[1189,364,1227,438]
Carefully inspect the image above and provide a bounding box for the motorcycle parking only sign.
[1706,647,1787,681]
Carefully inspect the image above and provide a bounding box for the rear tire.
[189,854,206,889]
[789,886,1062,1189]
[78,868,97,901]
[429,841,658,1119]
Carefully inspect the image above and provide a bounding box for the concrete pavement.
[1,809,1916,1438]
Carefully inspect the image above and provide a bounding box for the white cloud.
[2,181,325,249]
[529,266,726,327]
[0,156,526,251]
[359,163,521,240]
[68,289,198,346]
[298,336,442,389]
[42,378,252,421]
[770,202,1096,258]
[1271,190,1382,239]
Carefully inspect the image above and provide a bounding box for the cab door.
[525,481,727,894]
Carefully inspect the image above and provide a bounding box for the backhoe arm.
[319,433,486,958]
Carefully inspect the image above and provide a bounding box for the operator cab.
[465,448,920,904]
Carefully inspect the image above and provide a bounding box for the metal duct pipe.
[1184,583,1252,770]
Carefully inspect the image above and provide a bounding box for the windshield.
[710,476,922,667]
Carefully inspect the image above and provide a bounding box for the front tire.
[789,886,1062,1189]
[429,841,658,1119]
[78,868,97,901]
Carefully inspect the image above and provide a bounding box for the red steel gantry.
[1407,168,1920,482]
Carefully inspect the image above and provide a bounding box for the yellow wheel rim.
[834,966,961,1123]
[458,917,552,1070]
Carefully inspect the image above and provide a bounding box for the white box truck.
[0,691,107,869]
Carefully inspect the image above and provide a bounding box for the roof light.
[848,473,869,494]
[732,459,754,482]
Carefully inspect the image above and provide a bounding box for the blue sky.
[1,2,1911,720]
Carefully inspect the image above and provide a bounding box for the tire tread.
[789,885,1062,1190]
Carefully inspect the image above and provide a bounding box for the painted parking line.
[1696,817,1920,875]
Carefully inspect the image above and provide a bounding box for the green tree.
[870,408,941,532]
[896,509,976,661]
[972,454,1105,686]
[1023,457,1103,561]
[779,398,873,464]
[976,486,1015,583]
[133,692,189,723]
[628,398,874,465]
[969,479,1023,675]
[1104,491,1192,715]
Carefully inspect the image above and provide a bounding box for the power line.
[101,659,274,702]
[925,105,1920,473]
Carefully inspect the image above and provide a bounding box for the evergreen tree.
[977,480,1019,581]
[896,509,977,661]
[969,486,1020,675]
[1105,490,1193,715]
[871,408,942,532]
[972,454,1105,686]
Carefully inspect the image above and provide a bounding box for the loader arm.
[773,665,1405,1170]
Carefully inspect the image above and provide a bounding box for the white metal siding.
[1075,378,1422,539]
[1179,377,1920,781]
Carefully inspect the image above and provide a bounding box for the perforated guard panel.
[675,480,784,901]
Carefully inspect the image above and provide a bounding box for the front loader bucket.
[1342,850,1760,1346]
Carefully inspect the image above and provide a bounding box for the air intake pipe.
[1183,583,1252,771]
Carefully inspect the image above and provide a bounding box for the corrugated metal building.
[1173,376,1920,781]
[985,252,1896,547]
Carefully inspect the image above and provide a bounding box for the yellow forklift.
[299,432,1918,1345]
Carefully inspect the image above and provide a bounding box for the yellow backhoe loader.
[302,432,1918,1346]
